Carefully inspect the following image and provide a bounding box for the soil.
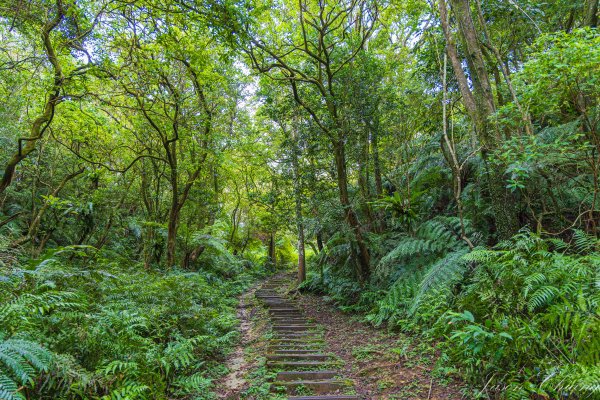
[291,292,466,399]
[216,278,466,399]
[216,286,264,399]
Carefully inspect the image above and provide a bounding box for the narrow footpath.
[255,277,358,399]
[219,275,464,399]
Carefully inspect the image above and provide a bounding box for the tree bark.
[585,0,599,27]
[291,128,306,283]
[0,2,65,195]
[267,232,276,269]
[316,230,324,252]
[370,117,386,232]
[440,0,520,239]
[450,0,499,146]
[333,141,370,281]
[358,129,375,231]
[166,141,179,268]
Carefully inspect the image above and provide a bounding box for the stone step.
[269,345,322,351]
[260,279,357,399]
[270,349,322,354]
[273,325,313,331]
[261,300,290,303]
[269,312,303,316]
[271,338,325,345]
[261,301,292,304]
[273,334,321,340]
[256,296,286,300]
[276,370,339,381]
[272,319,309,324]
[271,379,351,394]
[256,292,284,295]
[267,361,334,369]
[267,353,329,361]
[273,330,318,335]
[270,313,304,317]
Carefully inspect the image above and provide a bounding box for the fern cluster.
[0,245,263,399]
[441,231,600,398]
[306,227,600,399]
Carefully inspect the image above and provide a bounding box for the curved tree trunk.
[333,141,370,282]
[291,129,306,283]
[440,0,520,239]
[0,2,65,195]
[12,167,85,248]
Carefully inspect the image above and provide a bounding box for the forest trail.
[223,275,464,399]
[217,288,258,398]
[256,277,358,399]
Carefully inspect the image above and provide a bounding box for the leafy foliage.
[0,247,263,399]
[0,337,54,400]
[1,0,599,399]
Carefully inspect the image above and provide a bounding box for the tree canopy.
[0,0,599,398]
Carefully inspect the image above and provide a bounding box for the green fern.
[408,248,469,315]
[543,364,600,398]
[572,229,599,254]
[444,231,600,398]
[0,337,53,400]
[376,216,476,278]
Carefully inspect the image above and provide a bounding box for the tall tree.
[245,0,378,281]
[439,0,520,238]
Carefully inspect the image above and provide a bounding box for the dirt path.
[216,277,465,399]
[292,292,465,399]
[216,287,262,398]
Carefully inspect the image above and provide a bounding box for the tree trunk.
[450,0,499,146]
[586,0,599,27]
[316,230,324,252]
[333,141,370,281]
[370,118,386,232]
[12,167,85,248]
[267,232,276,269]
[297,218,306,283]
[441,0,520,239]
[372,119,383,198]
[291,129,306,283]
[167,194,179,268]
[358,130,375,231]
[0,5,65,195]
[166,142,179,267]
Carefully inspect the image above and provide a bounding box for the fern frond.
[0,338,53,398]
[572,229,599,254]
[409,249,469,315]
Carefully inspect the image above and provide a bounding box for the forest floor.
[216,275,465,399]
[293,292,465,399]
[215,284,265,398]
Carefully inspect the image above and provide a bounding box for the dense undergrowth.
[302,230,600,399]
[0,243,265,399]
[1,1,599,399]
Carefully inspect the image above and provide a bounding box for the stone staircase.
[255,278,359,400]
